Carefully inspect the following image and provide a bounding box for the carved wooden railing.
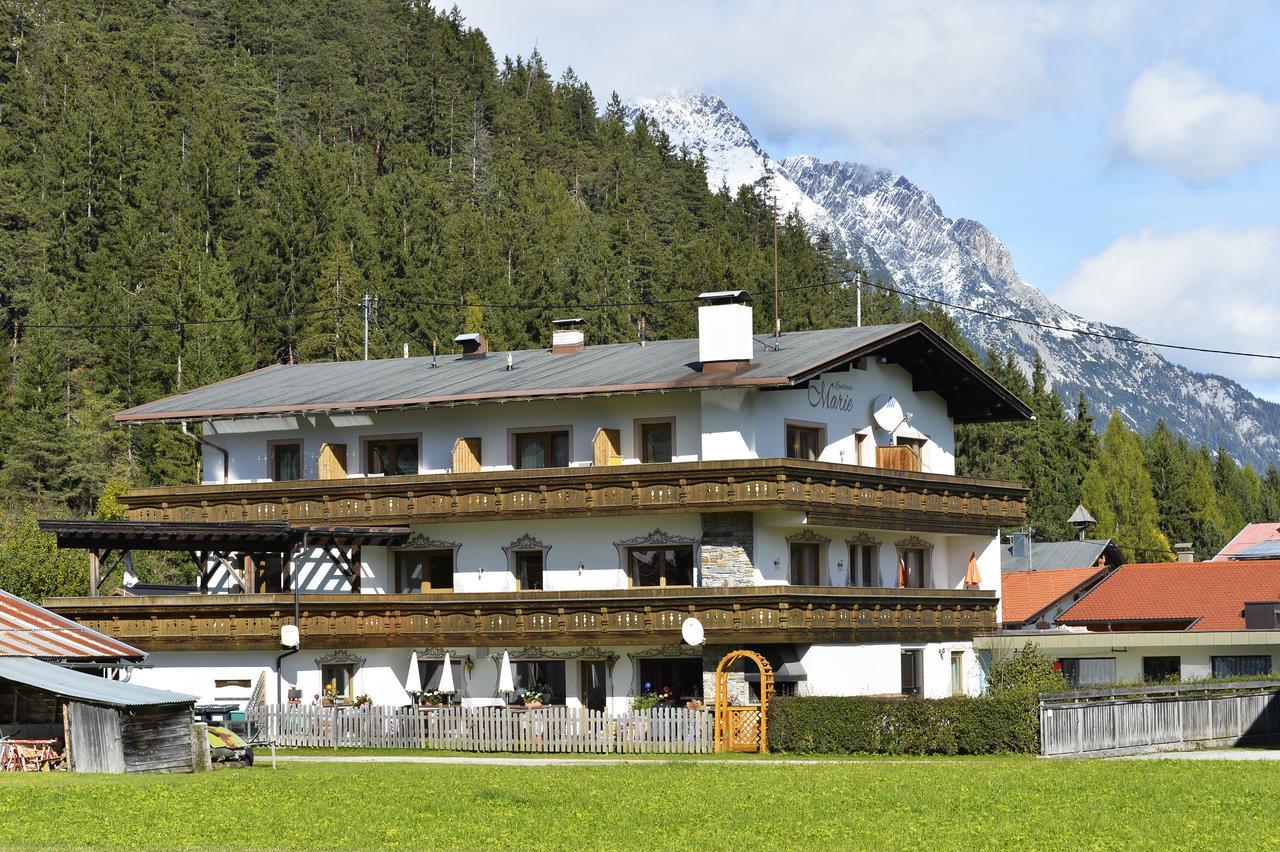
[46,585,998,652]
[120,458,1026,535]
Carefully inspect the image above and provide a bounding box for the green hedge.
[767,695,1039,754]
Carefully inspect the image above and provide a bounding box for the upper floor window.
[785,423,825,461]
[514,430,569,469]
[900,547,928,588]
[628,545,694,587]
[271,442,302,481]
[789,542,821,585]
[367,437,419,476]
[395,549,454,592]
[638,419,674,463]
[849,541,878,587]
[513,550,545,591]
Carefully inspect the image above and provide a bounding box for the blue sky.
[452,1,1280,400]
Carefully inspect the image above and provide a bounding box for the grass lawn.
[0,756,1272,849]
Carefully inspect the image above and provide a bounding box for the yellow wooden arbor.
[713,649,774,753]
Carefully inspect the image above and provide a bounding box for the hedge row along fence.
[767,695,1039,754]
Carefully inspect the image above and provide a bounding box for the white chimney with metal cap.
[697,290,753,369]
[551,317,585,354]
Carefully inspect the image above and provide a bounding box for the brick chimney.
[454,333,487,358]
[551,318,585,354]
[697,290,753,372]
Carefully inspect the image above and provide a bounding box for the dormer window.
[513,429,569,469]
[270,442,302,482]
[785,422,825,461]
[637,419,674,464]
[366,437,419,476]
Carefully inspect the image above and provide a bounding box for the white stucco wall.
[199,361,955,483]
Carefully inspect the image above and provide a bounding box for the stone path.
[1116,748,1280,761]
[271,754,886,766]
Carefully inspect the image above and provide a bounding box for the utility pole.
[856,271,863,328]
[772,192,780,345]
[361,293,371,361]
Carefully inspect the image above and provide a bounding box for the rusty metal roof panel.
[0,589,145,661]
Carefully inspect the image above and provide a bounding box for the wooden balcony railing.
[45,585,998,652]
[120,458,1026,535]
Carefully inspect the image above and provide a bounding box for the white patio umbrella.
[498,650,515,701]
[405,650,422,695]
[439,651,456,694]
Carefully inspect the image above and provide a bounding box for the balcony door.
[513,550,545,591]
[789,542,821,586]
[580,661,607,712]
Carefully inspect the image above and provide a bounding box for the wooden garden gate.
[713,649,773,753]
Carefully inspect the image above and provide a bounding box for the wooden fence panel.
[249,705,712,754]
[1040,684,1280,757]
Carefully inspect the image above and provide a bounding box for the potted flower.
[322,683,338,707]
[419,689,446,707]
[520,689,546,709]
[353,694,372,709]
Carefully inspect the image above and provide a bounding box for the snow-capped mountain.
[630,92,1280,468]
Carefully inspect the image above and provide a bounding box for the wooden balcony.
[120,458,1026,536]
[45,585,998,652]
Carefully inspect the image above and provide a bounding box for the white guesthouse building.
[44,293,1030,712]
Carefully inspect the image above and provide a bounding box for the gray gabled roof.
[0,656,195,708]
[115,322,1032,425]
[1001,539,1120,574]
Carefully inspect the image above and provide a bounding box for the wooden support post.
[350,544,361,594]
[88,549,100,597]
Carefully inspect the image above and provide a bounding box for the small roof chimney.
[1174,542,1195,563]
[454,333,487,358]
[551,318,585,354]
[697,290,753,372]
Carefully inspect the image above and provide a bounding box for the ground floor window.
[321,663,355,701]
[418,658,465,702]
[512,660,566,705]
[1142,656,1181,682]
[900,649,923,697]
[637,658,703,703]
[1059,657,1116,687]
[950,651,965,696]
[1211,655,1272,678]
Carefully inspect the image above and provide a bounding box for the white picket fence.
[249,704,713,754]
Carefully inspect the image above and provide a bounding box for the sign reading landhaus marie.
[808,379,857,412]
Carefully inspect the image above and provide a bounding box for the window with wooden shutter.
[592,428,622,466]
[318,443,347,479]
[452,437,482,472]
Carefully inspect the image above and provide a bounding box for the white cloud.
[1058,226,1280,400]
[1110,62,1280,183]
[451,0,1136,152]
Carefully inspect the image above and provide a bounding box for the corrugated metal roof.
[0,656,195,708]
[0,589,144,661]
[114,322,1033,425]
[1001,540,1112,574]
[1235,540,1280,560]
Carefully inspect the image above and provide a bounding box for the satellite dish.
[680,617,705,646]
[871,394,904,431]
[280,624,300,649]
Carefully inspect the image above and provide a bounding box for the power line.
[16,301,365,331]
[848,276,1280,362]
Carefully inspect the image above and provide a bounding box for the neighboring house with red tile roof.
[977,559,1280,687]
[1056,560,1280,632]
[1215,523,1280,561]
[1000,566,1110,630]
[0,588,144,664]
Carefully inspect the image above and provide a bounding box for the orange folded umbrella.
[964,551,981,587]
[897,557,906,588]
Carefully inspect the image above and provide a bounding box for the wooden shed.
[0,656,198,773]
